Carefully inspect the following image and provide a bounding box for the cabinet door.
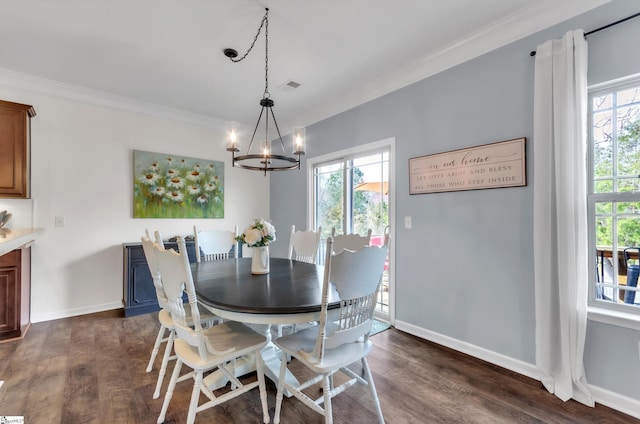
[124,244,159,317]
[129,259,158,308]
[0,252,20,338]
[0,100,36,198]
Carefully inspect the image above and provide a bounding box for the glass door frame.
[306,137,396,323]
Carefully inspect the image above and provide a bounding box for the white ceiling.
[0,0,609,132]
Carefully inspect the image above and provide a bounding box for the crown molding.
[0,68,226,130]
[0,0,611,133]
[282,0,611,130]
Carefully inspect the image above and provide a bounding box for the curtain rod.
[529,11,640,57]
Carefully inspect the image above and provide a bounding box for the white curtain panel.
[532,30,594,406]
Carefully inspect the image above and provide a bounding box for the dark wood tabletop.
[193,257,339,316]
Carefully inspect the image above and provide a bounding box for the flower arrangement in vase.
[236,218,276,274]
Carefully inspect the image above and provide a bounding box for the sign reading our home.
[409,137,526,195]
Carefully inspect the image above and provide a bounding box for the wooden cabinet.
[0,100,36,198]
[0,247,31,340]
[123,240,196,317]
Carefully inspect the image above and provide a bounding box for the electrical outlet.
[54,216,65,228]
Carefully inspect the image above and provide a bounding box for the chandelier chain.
[227,9,269,65]
[264,12,269,98]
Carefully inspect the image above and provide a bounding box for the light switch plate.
[54,216,65,228]
[404,216,412,229]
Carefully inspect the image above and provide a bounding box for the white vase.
[251,246,270,274]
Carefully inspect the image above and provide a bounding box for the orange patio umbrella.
[354,181,388,195]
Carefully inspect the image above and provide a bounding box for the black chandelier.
[224,8,305,175]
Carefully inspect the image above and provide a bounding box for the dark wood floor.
[0,310,636,423]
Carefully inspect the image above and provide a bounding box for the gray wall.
[271,0,640,405]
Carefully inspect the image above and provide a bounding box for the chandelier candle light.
[224,8,305,175]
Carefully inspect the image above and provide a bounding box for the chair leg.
[157,358,183,424]
[186,370,204,424]
[146,322,168,372]
[153,328,176,399]
[362,357,385,424]
[322,374,333,424]
[255,354,270,424]
[273,353,289,424]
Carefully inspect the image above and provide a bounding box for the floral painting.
[133,150,224,218]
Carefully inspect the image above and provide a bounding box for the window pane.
[593,110,613,183]
[592,93,612,111]
[617,87,640,107]
[616,105,640,182]
[595,201,612,215]
[315,164,343,238]
[618,177,640,193]
[617,215,640,305]
[616,213,640,248]
[352,159,388,236]
[594,179,613,193]
[617,201,640,214]
[595,211,612,248]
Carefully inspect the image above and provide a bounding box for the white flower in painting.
[152,186,166,197]
[188,185,200,195]
[208,163,215,172]
[194,163,202,170]
[166,168,179,179]
[197,194,208,204]
[186,169,201,182]
[166,157,174,166]
[167,191,184,202]
[149,162,160,172]
[139,172,160,186]
[168,176,185,189]
[179,158,187,167]
[204,181,216,191]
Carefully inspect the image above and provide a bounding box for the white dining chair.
[142,230,221,400]
[153,237,270,424]
[330,227,372,254]
[279,225,323,337]
[288,225,322,264]
[193,225,238,262]
[273,237,388,424]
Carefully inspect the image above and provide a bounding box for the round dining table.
[193,257,339,324]
[192,256,338,393]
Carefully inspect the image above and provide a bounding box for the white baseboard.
[394,319,640,420]
[31,301,123,323]
[588,384,640,419]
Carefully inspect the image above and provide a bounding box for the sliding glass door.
[312,147,391,320]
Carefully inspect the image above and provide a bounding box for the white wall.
[0,82,270,322]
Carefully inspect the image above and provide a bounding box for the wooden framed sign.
[409,137,526,194]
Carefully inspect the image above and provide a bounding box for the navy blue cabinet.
[122,240,196,317]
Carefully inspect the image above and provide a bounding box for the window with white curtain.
[589,76,640,311]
